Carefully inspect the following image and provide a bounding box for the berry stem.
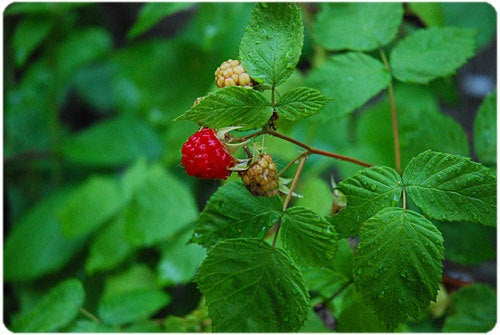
[265,129,372,167]
[277,151,309,177]
[272,156,307,249]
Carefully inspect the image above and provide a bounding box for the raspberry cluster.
[215,59,253,88]
[181,128,235,180]
[239,154,279,197]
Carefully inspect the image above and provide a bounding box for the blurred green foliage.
[3,2,496,332]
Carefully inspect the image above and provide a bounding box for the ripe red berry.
[181,128,236,180]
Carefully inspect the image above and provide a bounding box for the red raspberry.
[181,128,236,180]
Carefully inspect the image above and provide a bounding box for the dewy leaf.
[443,284,496,332]
[390,27,476,84]
[330,166,403,238]
[281,206,338,269]
[127,2,194,39]
[59,176,125,238]
[12,279,85,332]
[239,3,303,87]
[276,87,331,121]
[306,52,390,120]
[196,238,310,332]
[124,163,198,246]
[175,86,273,131]
[354,207,444,330]
[192,181,282,248]
[403,150,496,226]
[313,3,403,51]
[4,191,86,281]
[473,92,496,165]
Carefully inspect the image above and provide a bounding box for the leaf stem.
[379,48,401,174]
[277,151,309,177]
[272,156,307,249]
[79,307,102,323]
[324,280,353,304]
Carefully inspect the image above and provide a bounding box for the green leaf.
[157,228,206,286]
[239,3,303,87]
[98,289,170,326]
[313,3,403,51]
[295,176,334,216]
[192,181,282,248]
[390,27,476,84]
[124,163,197,246]
[196,238,310,332]
[473,92,496,165]
[354,207,444,330]
[331,166,403,238]
[306,52,390,119]
[408,3,445,27]
[55,27,112,78]
[175,86,273,131]
[59,176,125,238]
[276,87,331,121]
[127,2,194,39]
[337,287,387,332]
[4,192,86,281]
[12,279,85,332]
[12,16,54,68]
[441,2,497,50]
[60,116,162,167]
[443,284,496,332]
[281,206,338,269]
[85,214,135,274]
[403,150,496,226]
[434,221,496,265]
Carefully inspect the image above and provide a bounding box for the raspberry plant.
[176,3,496,332]
[4,2,496,333]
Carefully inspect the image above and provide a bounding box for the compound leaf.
[239,3,303,87]
[196,238,309,332]
[313,3,403,51]
[443,284,496,332]
[473,92,496,165]
[403,150,496,226]
[390,27,476,83]
[192,181,282,248]
[175,86,273,131]
[354,207,444,330]
[307,52,390,119]
[330,166,403,238]
[12,279,85,332]
[276,87,331,121]
[281,206,338,269]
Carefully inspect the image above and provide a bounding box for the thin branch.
[379,48,401,174]
[266,129,372,168]
[272,156,307,249]
[79,307,102,323]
